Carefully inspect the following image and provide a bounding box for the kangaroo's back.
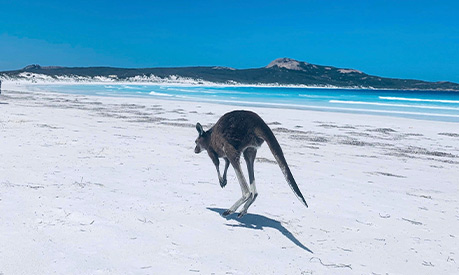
[211,110,266,151]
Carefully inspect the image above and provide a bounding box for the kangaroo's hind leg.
[222,151,251,217]
[238,147,258,217]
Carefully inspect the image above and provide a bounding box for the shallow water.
[31,84,459,122]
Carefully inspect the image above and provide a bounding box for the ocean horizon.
[29,83,459,123]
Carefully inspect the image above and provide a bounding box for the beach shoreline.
[6,80,459,124]
[3,77,459,92]
[0,77,375,90]
[1,83,458,274]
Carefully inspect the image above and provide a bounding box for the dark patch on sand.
[171,108,186,114]
[354,154,378,159]
[402,218,422,225]
[438,132,459,138]
[146,106,164,111]
[406,192,432,200]
[367,128,397,134]
[404,133,423,137]
[97,112,130,119]
[129,117,164,123]
[316,122,356,129]
[289,134,329,143]
[119,103,146,109]
[163,117,188,122]
[160,122,195,128]
[401,146,457,158]
[345,131,373,138]
[338,137,373,147]
[370,172,406,178]
[37,124,62,129]
[273,127,307,135]
[256,157,277,164]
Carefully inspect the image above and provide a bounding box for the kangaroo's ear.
[196,122,204,136]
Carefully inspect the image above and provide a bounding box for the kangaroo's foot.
[237,210,247,218]
[222,209,233,217]
[219,177,227,188]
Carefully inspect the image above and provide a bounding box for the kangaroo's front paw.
[222,209,233,217]
[219,178,227,188]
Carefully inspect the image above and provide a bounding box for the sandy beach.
[1,82,458,274]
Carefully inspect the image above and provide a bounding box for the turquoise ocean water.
[32,84,459,123]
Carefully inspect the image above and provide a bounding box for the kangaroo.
[194,110,308,217]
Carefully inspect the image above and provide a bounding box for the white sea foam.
[164,87,218,94]
[299,94,333,99]
[329,100,459,110]
[148,91,189,99]
[121,85,142,90]
[194,98,459,118]
[379,96,459,104]
[149,91,174,97]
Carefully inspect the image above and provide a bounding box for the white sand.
[1,82,458,274]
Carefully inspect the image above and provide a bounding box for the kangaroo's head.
[195,122,210,154]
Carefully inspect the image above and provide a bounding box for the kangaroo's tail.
[255,124,308,208]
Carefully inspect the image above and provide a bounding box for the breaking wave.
[379,96,459,104]
[149,91,174,97]
[329,100,459,110]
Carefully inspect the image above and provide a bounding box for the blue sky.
[1,0,458,82]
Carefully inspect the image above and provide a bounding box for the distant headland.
[1,58,458,91]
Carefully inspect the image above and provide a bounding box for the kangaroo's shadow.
[207,207,313,253]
